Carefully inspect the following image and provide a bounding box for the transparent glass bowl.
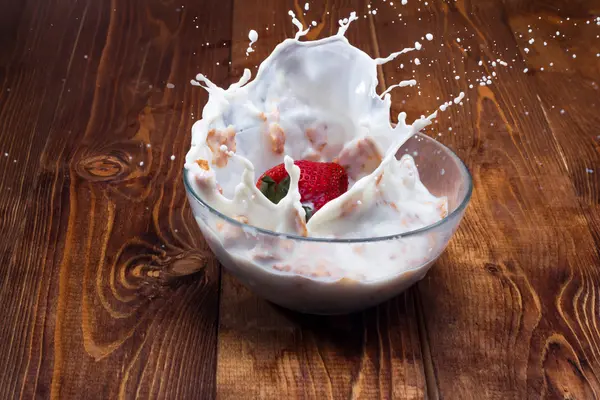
[184,133,472,315]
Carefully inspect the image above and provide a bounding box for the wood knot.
[485,263,499,274]
[132,250,211,296]
[76,154,130,182]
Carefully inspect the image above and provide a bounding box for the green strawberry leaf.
[302,205,314,222]
[276,176,290,202]
[259,175,314,222]
[259,175,290,204]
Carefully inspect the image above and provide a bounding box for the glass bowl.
[183,132,472,315]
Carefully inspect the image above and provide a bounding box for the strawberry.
[257,160,348,220]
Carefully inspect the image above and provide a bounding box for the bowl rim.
[183,132,473,243]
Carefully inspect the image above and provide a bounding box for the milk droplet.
[425,33,433,41]
[247,30,259,56]
[304,2,309,11]
[414,58,421,65]
[171,155,176,161]
[166,83,175,89]
[249,29,258,42]
[453,92,465,104]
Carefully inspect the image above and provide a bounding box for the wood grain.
[375,0,600,398]
[0,0,232,398]
[0,0,599,399]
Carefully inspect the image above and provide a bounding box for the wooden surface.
[0,0,599,398]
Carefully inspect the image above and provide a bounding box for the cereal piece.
[206,127,236,167]
[301,148,322,162]
[196,159,210,170]
[292,265,310,275]
[268,123,286,154]
[295,213,308,236]
[311,263,332,278]
[338,137,382,179]
[233,215,249,224]
[222,225,244,246]
[437,199,449,219]
[305,128,327,152]
[253,250,281,263]
[273,264,292,272]
[352,244,366,254]
[220,216,248,246]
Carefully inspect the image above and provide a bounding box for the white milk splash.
[185,12,462,240]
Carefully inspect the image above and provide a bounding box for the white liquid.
[185,12,463,282]
[246,29,258,56]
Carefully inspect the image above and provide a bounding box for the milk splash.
[246,30,258,56]
[185,12,462,239]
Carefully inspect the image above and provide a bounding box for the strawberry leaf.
[259,175,290,204]
[302,205,314,222]
[259,175,315,222]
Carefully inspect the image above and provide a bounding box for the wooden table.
[1,0,599,398]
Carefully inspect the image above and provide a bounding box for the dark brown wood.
[0,0,599,399]
[0,0,232,398]
[375,0,600,398]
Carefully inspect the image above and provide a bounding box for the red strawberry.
[257,160,348,220]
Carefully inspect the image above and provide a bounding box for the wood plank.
[506,7,600,246]
[374,0,600,398]
[217,1,427,399]
[0,0,232,398]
